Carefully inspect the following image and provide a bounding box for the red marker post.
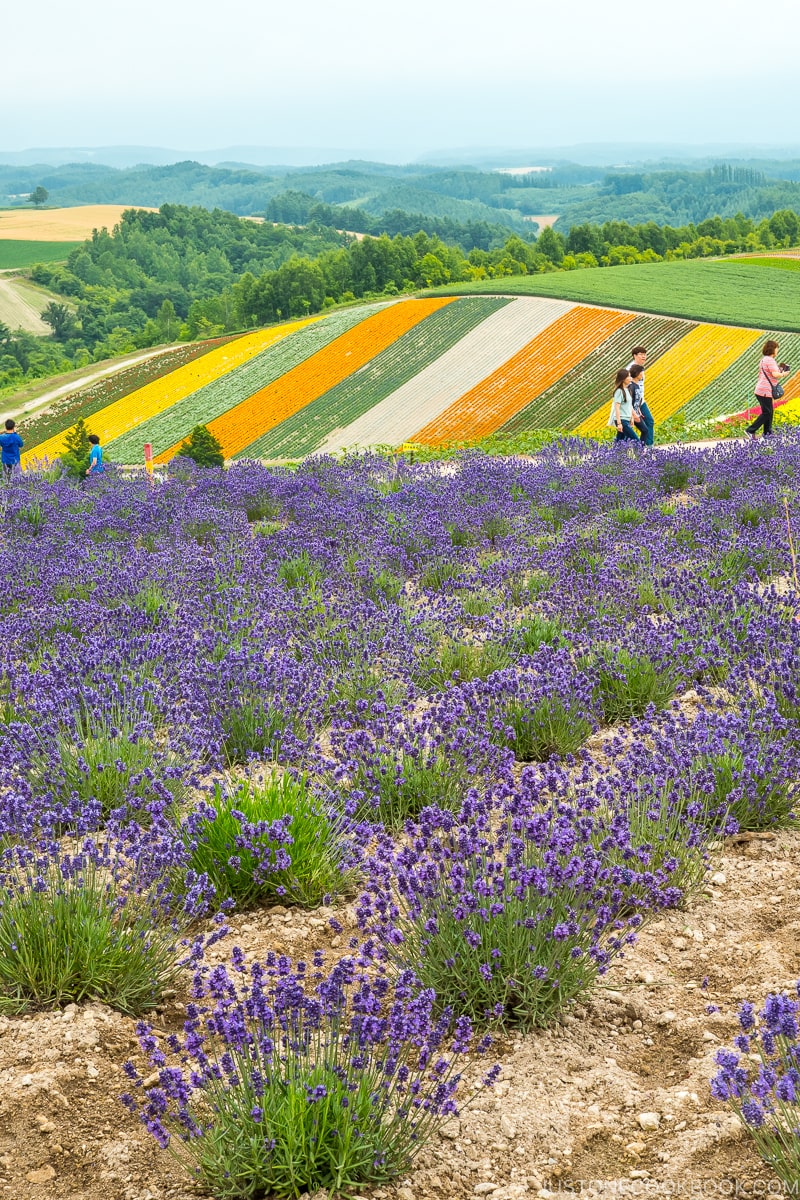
[144,442,154,484]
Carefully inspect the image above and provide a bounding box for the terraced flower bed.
[25,327,287,467]
[239,296,510,459]
[501,313,692,432]
[414,304,633,444]
[578,323,762,433]
[21,335,241,452]
[191,297,455,461]
[3,439,800,1198]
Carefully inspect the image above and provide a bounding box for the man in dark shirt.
[0,419,23,479]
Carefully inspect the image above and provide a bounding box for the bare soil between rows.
[1,821,796,1200]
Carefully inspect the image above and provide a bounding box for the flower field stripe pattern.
[682,332,800,423]
[23,325,312,468]
[158,299,456,463]
[109,306,388,462]
[316,297,575,454]
[498,314,692,433]
[23,336,244,454]
[773,372,800,416]
[412,304,631,447]
[237,298,511,460]
[576,323,763,434]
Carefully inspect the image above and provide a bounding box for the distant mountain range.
[5,142,800,171]
[0,146,382,169]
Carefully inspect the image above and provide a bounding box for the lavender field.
[2,439,800,1200]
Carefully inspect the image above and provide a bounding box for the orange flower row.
[412,306,633,445]
[155,299,455,462]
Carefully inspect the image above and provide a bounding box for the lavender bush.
[184,774,354,909]
[712,985,800,1189]
[122,952,496,1198]
[0,836,211,1014]
[357,782,683,1030]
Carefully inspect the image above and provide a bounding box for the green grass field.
[0,240,81,269]
[430,258,800,332]
[734,256,800,272]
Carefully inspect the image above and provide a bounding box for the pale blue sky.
[3,0,798,159]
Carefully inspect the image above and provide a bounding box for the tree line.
[1,202,799,394]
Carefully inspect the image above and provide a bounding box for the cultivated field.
[0,240,81,269]
[0,205,156,241]
[1,439,800,1200]
[0,277,51,334]
[20,294,798,465]
[434,258,800,332]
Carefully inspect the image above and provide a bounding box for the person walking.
[85,433,105,476]
[747,340,789,438]
[607,368,639,442]
[0,419,24,481]
[628,347,655,446]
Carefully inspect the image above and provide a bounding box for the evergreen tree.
[178,425,225,469]
[60,419,93,479]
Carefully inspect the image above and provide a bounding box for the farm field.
[734,256,800,271]
[0,240,81,268]
[0,204,155,241]
[109,303,392,462]
[431,258,800,331]
[20,336,244,451]
[22,324,310,468]
[15,291,800,463]
[0,276,52,334]
[2,440,800,1199]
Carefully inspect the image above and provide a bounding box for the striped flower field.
[24,296,800,465]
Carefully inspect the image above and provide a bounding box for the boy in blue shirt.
[0,419,23,480]
[86,434,104,476]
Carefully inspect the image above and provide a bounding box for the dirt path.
[0,277,48,335]
[3,346,181,423]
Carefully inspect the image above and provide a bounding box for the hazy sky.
[4,0,799,159]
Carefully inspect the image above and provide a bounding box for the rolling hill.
[20,276,799,467]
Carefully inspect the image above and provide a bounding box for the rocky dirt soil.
[1,824,797,1200]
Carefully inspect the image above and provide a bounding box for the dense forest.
[7,158,800,231]
[1,198,799,395]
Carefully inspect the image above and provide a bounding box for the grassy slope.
[0,241,81,268]
[735,257,800,271]
[428,259,800,332]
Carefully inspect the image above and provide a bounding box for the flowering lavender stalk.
[711,984,800,1187]
[122,951,495,1198]
[358,780,683,1030]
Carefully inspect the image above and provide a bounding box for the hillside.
[20,291,800,467]
[0,278,53,334]
[6,158,800,231]
[431,257,800,331]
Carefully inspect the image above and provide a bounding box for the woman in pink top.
[747,339,789,437]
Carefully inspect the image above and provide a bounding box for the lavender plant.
[712,985,800,1190]
[358,782,682,1030]
[122,952,496,1198]
[184,774,354,909]
[0,837,210,1015]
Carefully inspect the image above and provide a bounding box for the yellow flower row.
[157,299,454,462]
[576,323,762,433]
[23,320,321,468]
